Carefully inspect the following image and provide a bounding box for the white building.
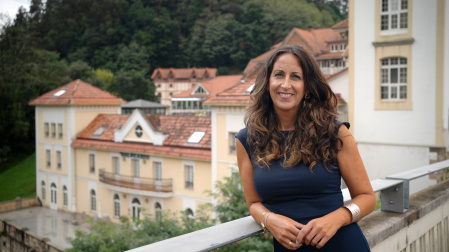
[349,0,449,192]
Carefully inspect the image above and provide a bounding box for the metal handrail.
[126,159,449,252]
[99,169,173,192]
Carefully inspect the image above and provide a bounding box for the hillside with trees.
[0,0,347,168]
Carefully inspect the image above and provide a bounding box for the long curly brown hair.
[245,45,342,171]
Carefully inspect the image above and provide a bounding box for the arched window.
[186,208,194,219]
[50,183,57,204]
[90,190,96,211]
[41,181,46,201]
[114,194,120,218]
[132,198,141,219]
[63,186,68,207]
[155,202,162,221]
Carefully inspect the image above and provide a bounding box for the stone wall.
[0,220,64,252]
[360,179,449,251]
[0,197,41,213]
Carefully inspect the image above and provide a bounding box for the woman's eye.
[274,73,283,77]
[293,75,301,79]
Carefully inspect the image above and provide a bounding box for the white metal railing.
[127,159,449,252]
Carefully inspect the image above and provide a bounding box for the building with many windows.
[29,79,213,220]
[171,75,243,116]
[349,0,448,191]
[151,68,218,113]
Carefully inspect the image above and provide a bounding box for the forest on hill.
[0,0,347,168]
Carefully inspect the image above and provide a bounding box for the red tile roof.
[151,68,218,81]
[203,79,254,105]
[173,75,243,99]
[336,93,346,104]
[204,77,346,106]
[326,68,348,81]
[73,114,211,160]
[243,24,347,80]
[332,19,348,29]
[29,79,124,106]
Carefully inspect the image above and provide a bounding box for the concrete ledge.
[359,179,449,248]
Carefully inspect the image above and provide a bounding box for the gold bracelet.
[261,211,267,223]
[261,220,268,232]
[260,211,268,232]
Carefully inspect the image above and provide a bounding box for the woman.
[236,45,375,251]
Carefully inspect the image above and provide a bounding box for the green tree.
[211,172,273,251]
[0,11,69,169]
[67,60,104,88]
[94,69,116,91]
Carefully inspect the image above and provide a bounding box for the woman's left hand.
[295,211,346,249]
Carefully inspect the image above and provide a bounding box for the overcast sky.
[0,0,31,26]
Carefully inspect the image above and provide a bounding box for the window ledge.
[372,38,415,47]
[375,100,412,110]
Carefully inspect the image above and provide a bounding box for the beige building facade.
[30,80,213,221]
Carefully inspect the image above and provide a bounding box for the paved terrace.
[0,207,90,249]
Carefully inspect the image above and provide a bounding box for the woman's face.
[269,53,305,115]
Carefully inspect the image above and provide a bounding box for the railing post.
[380,180,407,213]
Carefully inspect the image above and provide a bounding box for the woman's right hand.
[266,213,304,250]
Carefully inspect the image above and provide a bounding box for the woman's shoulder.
[235,127,248,139]
[336,121,350,130]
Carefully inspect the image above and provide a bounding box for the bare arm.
[295,125,375,248]
[236,139,304,250]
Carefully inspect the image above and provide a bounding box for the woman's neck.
[275,109,296,131]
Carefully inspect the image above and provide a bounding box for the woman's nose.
[281,78,291,88]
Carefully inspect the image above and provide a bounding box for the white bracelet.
[344,203,361,223]
[264,212,274,231]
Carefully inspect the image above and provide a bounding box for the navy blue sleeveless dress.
[236,122,370,251]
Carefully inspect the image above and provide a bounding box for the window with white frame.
[154,162,162,181]
[113,157,120,175]
[50,183,57,204]
[63,186,68,207]
[331,44,338,52]
[381,0,408,32]
[380,57,407,100]
[89,154,95,173]
[340,44,346,51]
[46,150,51,167]
[44,123,49,137]
[58,123,63,139]
[229,132,237,154]
[132,198,141,219]
[90,189,96,211]
[41,181,46,201]
[57,151,61,169]
[114,194,120,218]
[185,165,194,189]
[133,159,140,177]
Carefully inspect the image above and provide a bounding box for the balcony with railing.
[99,169,172,192]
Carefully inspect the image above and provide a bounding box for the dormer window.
[187,131,205,144]
[193,85,207,95]
[331,44,338,52]
[92,125,108,137]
